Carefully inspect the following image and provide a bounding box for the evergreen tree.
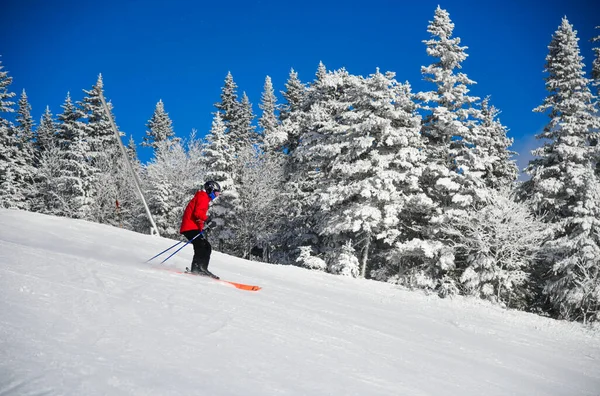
[0,59,15,116]
[272,62,337,264]
[279,68,305,121]
[0,164,23,209]
[230,92,258,148]
[35,106,57,154]
[142,99,177,150]
[592,26,600,86]
[259,76,279,147]
[203,112,234,189]
[126,135,140,165]
[213,73,258,151]
[79,76,134,226]
[56,93,80,146]
[12,89,36,209]
[296,69,426,278]
[315,61,327,83]
[16,90,34,138]
[214,72,239,124]
[267,69,306,153]
[521,18,600,323]
[467,97,519,190]
[79,74,118,163]
[406,6,481,295]
[202,112,238,249]
[46,92,92,218]
[0,61,21,209]
[591,27,600,177]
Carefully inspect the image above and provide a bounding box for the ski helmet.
[204,180,221,195]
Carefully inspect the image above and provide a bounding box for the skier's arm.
[193,194,209,225]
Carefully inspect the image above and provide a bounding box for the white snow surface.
[1,209,599,396]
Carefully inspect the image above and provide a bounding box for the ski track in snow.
[0,209,599,396]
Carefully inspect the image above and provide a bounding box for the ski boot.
[199,264,219,279]
[189,261,201,275]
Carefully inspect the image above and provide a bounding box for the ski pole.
[146,240,184,263]
[160,232,203,264]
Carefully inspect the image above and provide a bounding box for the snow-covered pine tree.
[267,69,306,153]
[315,61,327,83]
[521,18,600,323]
[16,90,34,139]
[259,76,279,149]
[79,76,136,227]
[34,106,57,155]
[281,63,341,267]
[279,68,306,122]
[0,60,21,209]
[275,62,340,266]
[79,75,118,164]
[201,111,237,247]
[33,145,64,215]
[591,27,600,177]
[405,6,481,295]
[214,72,239,124]
[467,97,518,190]
[592,26,600,86]
[13,89,37,209]
[298,69,426,278]
[0,59,15,116]
[126,135,139,166]
[45,92,93,218]
[203,114,234,189]
[142,99,178,150]
[213,73,259,164]
[230,92,258,148]
[55,93,80,146]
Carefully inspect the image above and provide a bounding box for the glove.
[204,218,216,231]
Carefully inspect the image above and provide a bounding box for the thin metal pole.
[160,232,203,264]
[146,240,184,263]
[98,89,160,236]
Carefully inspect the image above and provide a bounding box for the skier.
[180,180,222,278]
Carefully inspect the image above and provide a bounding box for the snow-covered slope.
[1,209,598,396]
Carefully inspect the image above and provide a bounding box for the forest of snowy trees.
[1,7,599,324]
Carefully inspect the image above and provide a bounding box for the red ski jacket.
[180,190,210,234]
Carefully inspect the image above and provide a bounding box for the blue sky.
[1,0,598,169]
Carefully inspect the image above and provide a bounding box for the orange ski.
[219,280,261,291]
[157,268,262,291]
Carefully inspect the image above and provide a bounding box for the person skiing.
[180,180,221,278]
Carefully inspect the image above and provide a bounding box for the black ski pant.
[182,230,212,271]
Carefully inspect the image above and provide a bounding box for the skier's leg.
[197,238,212,272]
[197,238,218,278]
[182,230,201,273]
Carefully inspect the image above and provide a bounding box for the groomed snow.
[1,209,598,395]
